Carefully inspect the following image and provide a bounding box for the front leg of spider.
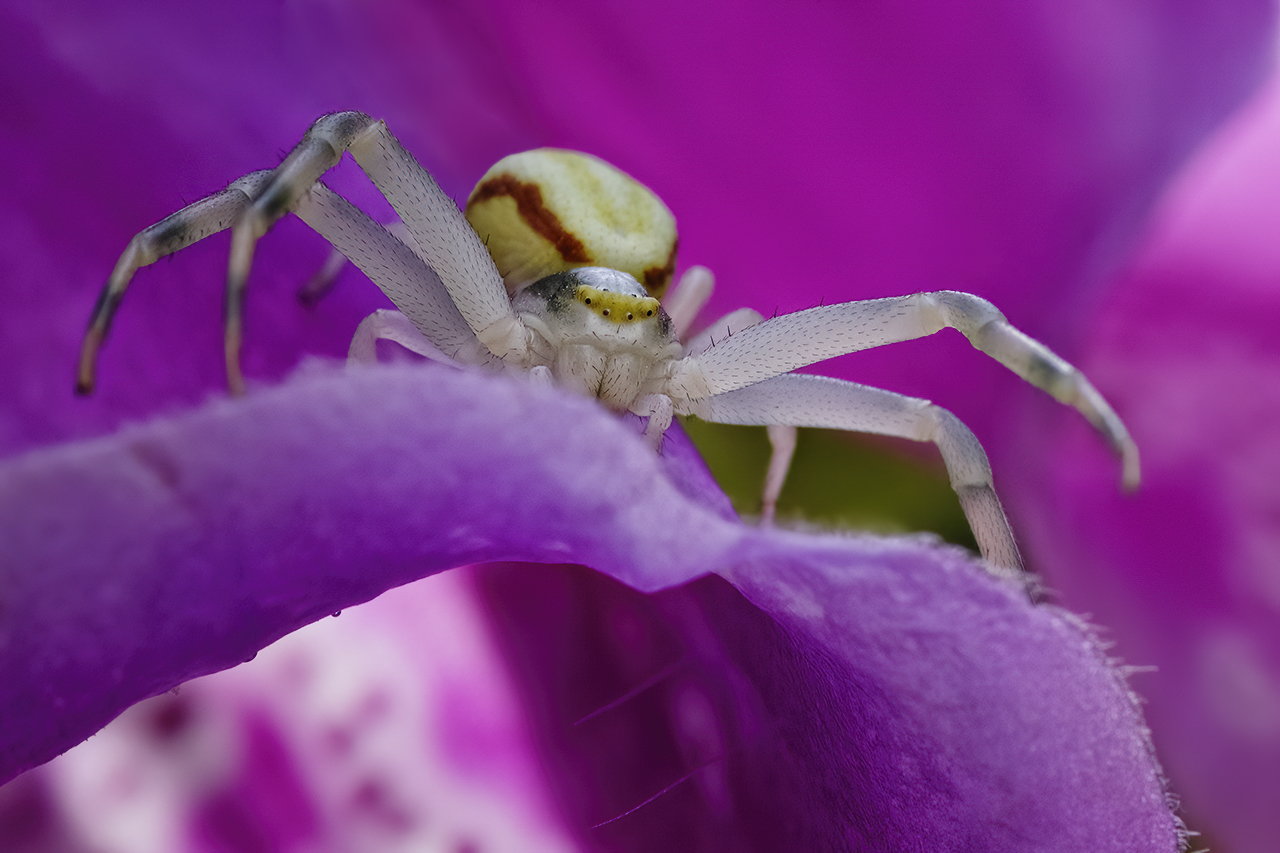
[680,289,1139,487]
[671,290,1141,572]
[221,112,527,392]
[77,113,512,394]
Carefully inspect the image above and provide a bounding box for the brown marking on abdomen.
[471,174,591,263]
[642,238,678,297]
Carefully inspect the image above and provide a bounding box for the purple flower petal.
[3,364,1179,848]
[476,555,1180,851]
[3,1,1274,848]
[1022,68,1280,853]
[0,364,734,784]
[10,571,583,852]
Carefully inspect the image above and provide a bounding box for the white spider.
[78,111,1139,573]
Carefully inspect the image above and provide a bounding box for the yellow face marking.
[466,149,678,297]
[575,285,661,324]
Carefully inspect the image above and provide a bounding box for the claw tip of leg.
[1122,456,1141,493]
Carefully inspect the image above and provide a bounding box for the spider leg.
[631,394,675,449]
[298,220,414,306]
[348,309,455,366]
[78,157,496,393]
[679,303,802,522]
[663,265,715,338]
[297,244,353,306]
[229,113,522,379]
[293,184,493,367]
[77,171,273,394]
[682,290,1139,490]
[761,424,798,526]
[696,372,1022,572]
[684,307,775,355]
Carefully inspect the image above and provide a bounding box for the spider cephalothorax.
[78,111,1139,573]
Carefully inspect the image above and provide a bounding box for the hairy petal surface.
[0,365,734,784]
[475,538,1179,850]
[0,364,1177,848]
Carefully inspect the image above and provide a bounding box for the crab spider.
[78,111,1139,573]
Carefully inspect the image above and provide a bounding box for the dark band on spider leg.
[319,111,375,145]
[75,327,104,394]
[223,284,246,396]
[148,216,191,254]
[258,171,309,222]
[76,274,130,393]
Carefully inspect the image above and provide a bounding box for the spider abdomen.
[465,149,678,296]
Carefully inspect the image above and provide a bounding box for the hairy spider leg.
[699,373,1022,572]
[685,290,1140,491]
[293,184,492,366]
[77,168,496,393]
[348,309,453,365]
[78,171,270,394]
[682,303,801,522]
[683,306,773,356]
[298,221,415,305]
[226,111,524,395]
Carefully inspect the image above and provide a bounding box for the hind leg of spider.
[662,265,715,339]
[759,424,799,525]
[348,309,455,366]
[77,171,275,394]
[696,372,1023,574]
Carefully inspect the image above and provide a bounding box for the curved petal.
[7,572,583,852]
[475,544,1179,850]
[2,2,1271,848]
[2,364,1179,848]
[0,364,736,784]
